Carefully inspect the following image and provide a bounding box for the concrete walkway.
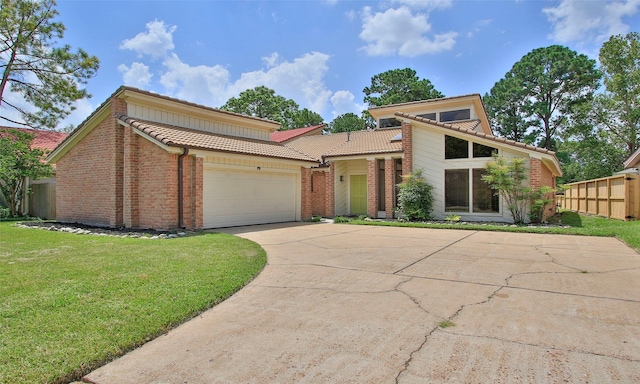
[85,223,640,383]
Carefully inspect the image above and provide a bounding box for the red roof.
[270,124,325,143]
[0,127,68,152]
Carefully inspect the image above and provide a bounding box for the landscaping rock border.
[16,221,191,239]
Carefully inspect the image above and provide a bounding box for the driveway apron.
[85,223,640,383]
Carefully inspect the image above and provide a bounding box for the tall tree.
[483,73,535,143]
[489,46,601,150]
[596,32,640,158]
[0,0,100,129]
[328,112,366,133]
[292,108,324,128]
[363,68,444,107]
[221,86,322,130]
[0,128,52,216]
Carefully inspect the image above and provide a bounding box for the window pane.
[473,142,498,158]
[379,118,401,128]
[378,160,385,211]
[418,113,436,120]
[445,169,469,212]
[473,169,499,213]
[440,109,470,122]
[445,135,469,159]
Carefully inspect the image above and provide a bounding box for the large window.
[446,135,498,160]
[440,109,470,122]
[445,169,469,211]
[445,136,469,159]
[418,112,436,120]
[379,118,401,128]
[473,142,498,158]
[472,169,499,213]
[445,169,499,213]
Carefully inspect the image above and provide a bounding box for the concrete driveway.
[85,223,640,383]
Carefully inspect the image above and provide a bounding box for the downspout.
[178,147,189,229]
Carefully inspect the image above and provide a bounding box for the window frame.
[444,168,500,214]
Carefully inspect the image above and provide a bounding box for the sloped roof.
[283,128,402,161]
[395,112,562,175]
[0,127,68,152]
[270,124,325,143]
[117,115,317,163]
[624,146,640,169]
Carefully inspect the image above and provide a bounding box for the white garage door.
[203,167,298,228]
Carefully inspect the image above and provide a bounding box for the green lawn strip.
[343,211,640,251]
[0,222,266,384]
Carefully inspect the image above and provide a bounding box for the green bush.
[529,186,555,223]
[333,216,350,223]
[396,169,434,221]
[0,206,10,219]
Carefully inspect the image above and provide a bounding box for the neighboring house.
[47,87,561,230]
[270,124,325,143]
[0,127,68,219]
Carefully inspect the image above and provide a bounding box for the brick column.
[385,158,395,219]
[123,127,139,228]
[301,167,312,220]
[401,122,413,176]
[325,163,335,217]
[367,158,377,218]
[194,157,203,229]
[529,157,542,189]
[111,97,127,227]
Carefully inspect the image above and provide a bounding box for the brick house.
[47,87,561,230]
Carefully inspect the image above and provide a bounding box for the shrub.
[396,169,434,221]
[482,156,529,224]
[333,216,350,223]
[529,186,555,223]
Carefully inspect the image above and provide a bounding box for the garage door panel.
[203,168,297,228]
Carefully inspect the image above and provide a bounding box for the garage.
[203,166,298,228]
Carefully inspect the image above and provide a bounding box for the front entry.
[350,175,367,215]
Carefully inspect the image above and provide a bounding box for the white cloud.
[261,52,281,68]
[359,6,457,57]
[330,90,366,118]
[160,53,231,106]
[120,20,176,59]
[543,0,640,44]
[393,0,453,10]
[117,21,338,117]
[118,62,153,88]
[230,52,333,113]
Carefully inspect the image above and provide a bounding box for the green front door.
[350,175,367,215]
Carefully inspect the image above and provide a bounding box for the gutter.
[178,147,189,229]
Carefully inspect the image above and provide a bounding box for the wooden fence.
[28,177,57,220]
[558,173,639,221]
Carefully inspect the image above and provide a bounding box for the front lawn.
[0,222,266,384]
[342,210,640,251]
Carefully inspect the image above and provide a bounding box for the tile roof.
[283,128,402,161]
[395,112,556,156]
[368,93,482,111]
[450,119,482,131]
[270,124,325,143]
[116,115,317,163]
[0,127,68,152]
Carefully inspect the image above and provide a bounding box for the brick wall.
[401,122,413,176]
[301,167,312,220]
[385,158,395,218]
[56,99,125,227]
[529,157,557,219]
[367,159,377,218]
[57,96,204,231]
[311,171,327,217]
[325,163,335,217]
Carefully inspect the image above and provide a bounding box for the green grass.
[343,210,640,252]
[0,222,266,384]
[438,320,455,328]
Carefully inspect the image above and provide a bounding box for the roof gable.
[396,112,562,176]
[270,124,325,143]
[624,147,640,169]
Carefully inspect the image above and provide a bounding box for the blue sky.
[46,0,640,128]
